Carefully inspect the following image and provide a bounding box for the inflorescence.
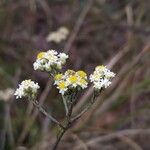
[46,27,69,43]
[14,49,116,150]
[54,70,88,95]
[33,50,68,73]
[90,65,115,90]
[15,50,115,99]
[14,79,40,99]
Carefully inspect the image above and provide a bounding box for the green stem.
[52,117,72,150]
[62,95,69,116]
[52,93,74,150]
[52,128,66,150]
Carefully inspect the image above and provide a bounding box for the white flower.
[90,74,100,82]
[93,78,111,89]
[58,53,68,64]
[77,79,88,89]
[93,82,102,89]
[33,50,68,73]
[14,80,40,99]
[101,78,112,88]
[46,32,63,43]
[58,27,69,35]
[54,70,88,95]
[44,62,52,71]
[57,81,68,95]
[33,61,39,70]
[14,87,24,99]
[33,59,45,71]
[46,50,58,62]
[59,88,67,95]
[56,62,63,70]
[46,27,69,43]
[90,65,115,90]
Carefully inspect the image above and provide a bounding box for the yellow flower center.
[96,65,105,70]
[68,75,78,83]
[66,70,75,76]
[54,74,63,81]
[37,52,45,59]
[79,79,87,85]
[23,79,31,84]
[76,71,87,78]
[58,81,66,89]
[24,79,31,82]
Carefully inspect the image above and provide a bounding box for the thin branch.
[52,129,66,150]
[5,103,15,148]
[117,135,143,150]
[130,69,140,127]
[72,134,89,150]
[31,100,65,129]
[75,129,150,149]
[0,106,7,150]
[62,95,69,116]
[64,0,94,53]
[71,91,100,122]
[52,94,75,150]
[126,4,134,26]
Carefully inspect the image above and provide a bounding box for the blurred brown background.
[0,0,150,149]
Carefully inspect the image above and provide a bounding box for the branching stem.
[31,100,65,129]
[32,90,102,150]
[52,94,74,150]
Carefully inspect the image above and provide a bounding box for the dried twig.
[72,134,89,150]
[117,135,143,150]
[75,129,150,149]
[5,103,15,148]
[64,0,94,53]
[130,68,141,127]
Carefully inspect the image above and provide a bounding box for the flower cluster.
[33,50,68,73]
[14,80,40,99]
[90,65,115,90]
[46,27,69,43]
[15,48,116,100]
[54,70,88,95]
